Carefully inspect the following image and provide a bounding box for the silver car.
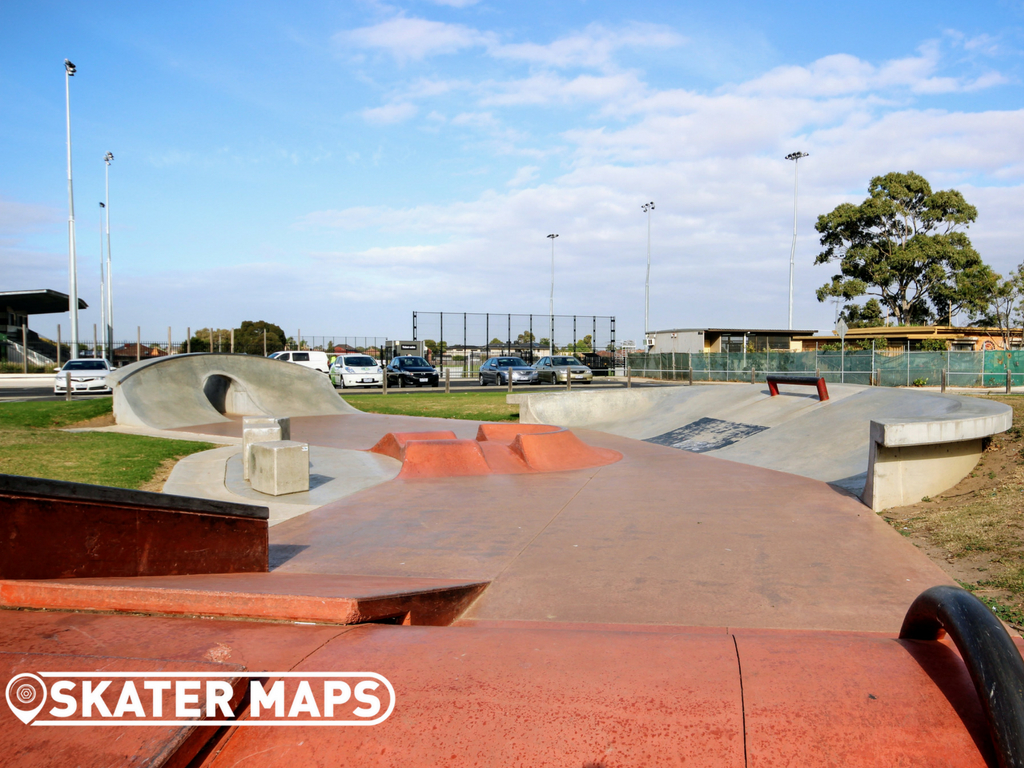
[533,356,593,384]
[478,357,539,386]
[54,359,113,395]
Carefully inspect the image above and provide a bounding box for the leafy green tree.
[978,265,1024,349]
[839,299,885,328]
[930,262,999,326]
[423,339,447,355]
[516,331,536,345]
[815,171,984,325]
[235,320,286,355]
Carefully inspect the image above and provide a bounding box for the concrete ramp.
[108,353,356,430]
[511,384,1011,506]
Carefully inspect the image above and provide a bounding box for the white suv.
[268,350,330,373]
[330,354,383,389]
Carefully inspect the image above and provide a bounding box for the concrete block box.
[242,416,291,480]
[249,440,310,496]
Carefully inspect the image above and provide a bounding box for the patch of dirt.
[71,412,117,428]
[137,457,179,493]
[881,395,1024,627]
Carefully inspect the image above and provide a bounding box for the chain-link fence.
[411,311,615,377]
[622,349,1024,388]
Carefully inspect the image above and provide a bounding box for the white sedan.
[329,354,383,389]
[54,359,113,395]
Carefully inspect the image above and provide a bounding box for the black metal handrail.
[900,586,1024,768]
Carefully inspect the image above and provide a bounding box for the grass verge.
[882,394,1024,630]
[0,398,215,490]
[341,391,519,421]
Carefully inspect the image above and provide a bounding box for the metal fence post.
[21,323,27,374]
[382,368,388,396]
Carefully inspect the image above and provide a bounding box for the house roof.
[650,327,818,336]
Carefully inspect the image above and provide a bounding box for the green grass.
[0,398,114,429]
[0,398,214,489]
[341,391,519,421]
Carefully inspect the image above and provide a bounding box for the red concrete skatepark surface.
[2,354,1021,766]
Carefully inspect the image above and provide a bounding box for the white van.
[269,350,330,373]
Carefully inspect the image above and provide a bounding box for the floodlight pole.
[65,59,79,359]
[104,152,114,360]
[547,234,558,355]
[785,152,808,330]
[99,202,106,360]
[641,201,654,346]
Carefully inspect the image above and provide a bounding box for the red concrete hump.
[399,439,491,478]
[475,423,558,442]
[510,428,622,473]
[368,431,458,461]
[371,425,622,478]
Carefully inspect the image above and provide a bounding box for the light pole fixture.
[65,59,79,359]
[785,151,808,330]
[104,151,114,361]
[641,201,655,346]
[547,233,558,355]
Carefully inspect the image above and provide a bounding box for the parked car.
[386,356,439,388]
[330,354,383,389]
[268,350,330,373]
[478,357,539,386]
[53,359,113,395]
[533,355,593,384]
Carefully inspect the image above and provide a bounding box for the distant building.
[646,328,818,354]
[794,326,1023,352]
[1,289,88,364]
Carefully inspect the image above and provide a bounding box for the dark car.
[386,356,440,388]
[478,357,539,386]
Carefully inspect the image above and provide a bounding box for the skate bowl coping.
[107,353,356,430]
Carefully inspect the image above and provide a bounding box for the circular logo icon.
[5,673,47,724]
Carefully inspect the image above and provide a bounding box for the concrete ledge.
[862,402,1012,511]
[0,473,267,520]
[0,474,268,579]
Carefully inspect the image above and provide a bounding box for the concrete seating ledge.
[862,407,1013,511]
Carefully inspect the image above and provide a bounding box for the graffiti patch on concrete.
[645,417,769,453]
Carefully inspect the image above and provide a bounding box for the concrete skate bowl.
[511,383,1012,509]
[108,353,357,430]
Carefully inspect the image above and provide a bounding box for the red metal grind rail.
[766,374,829,401]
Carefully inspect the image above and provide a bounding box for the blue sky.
[3,1,1024,345]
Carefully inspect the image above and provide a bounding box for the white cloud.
[491,23,684,69]
[360,102,418,124]
[507,166,539,188]
[339,17,492,63]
